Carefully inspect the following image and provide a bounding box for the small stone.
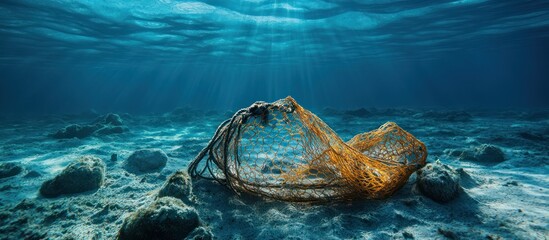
[503,181,518,186]
[417,160,460,203]
[125,149,168,173]
[0,163,22,179]
[158,170,193,204]
[117,197,200,240]
[40,156,106,198]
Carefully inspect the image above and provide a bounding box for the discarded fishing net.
[188,97,427,202]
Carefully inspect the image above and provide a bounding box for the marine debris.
[188,97,427,202]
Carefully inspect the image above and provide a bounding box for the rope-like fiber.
[188,96,427,202]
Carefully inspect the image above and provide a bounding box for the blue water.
[1,2,549,239]
[0,0,548,113]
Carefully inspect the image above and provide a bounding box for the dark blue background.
[1,37,547,114]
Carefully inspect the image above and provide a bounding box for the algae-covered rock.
[417,160,460,203]
[158,170,193,204]
[118,197,200,240]
[125,149,168,173]
[40,156,105,197]
[474,144,505,162]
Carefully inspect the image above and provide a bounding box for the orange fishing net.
[188,97,427,202]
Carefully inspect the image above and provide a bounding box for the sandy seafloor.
[0,107,547,240]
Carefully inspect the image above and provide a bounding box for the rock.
[402,231,414,239]
[95,125,127,135]
[23,170,41,178]
[51,124,98,139]
[40,156,105,198]
[0,163,23,179]
[474,144,505,162]
[158,170,193,204]
[417,160,460,203]
[344,108,371,118]
[420,111,472,122]
[51,113,127,139]
[111,153,118,162]
[437,228,457,239]
[118,197,200,240]
[446,144,505,163]
[517,132,544,142]
[105,113,123,126]
[456,168,479,189]
[185,227,213,240]
[125,149,168,173]
[445,148,476,160]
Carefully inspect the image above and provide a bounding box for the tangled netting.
[188,97,427,202]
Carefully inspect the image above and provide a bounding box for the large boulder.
[0,163,23,179]
[118,197,200,240]
[40,156,105,198]
[158,170,193,204]
[417,160,460,203]
[125,149,168,173]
